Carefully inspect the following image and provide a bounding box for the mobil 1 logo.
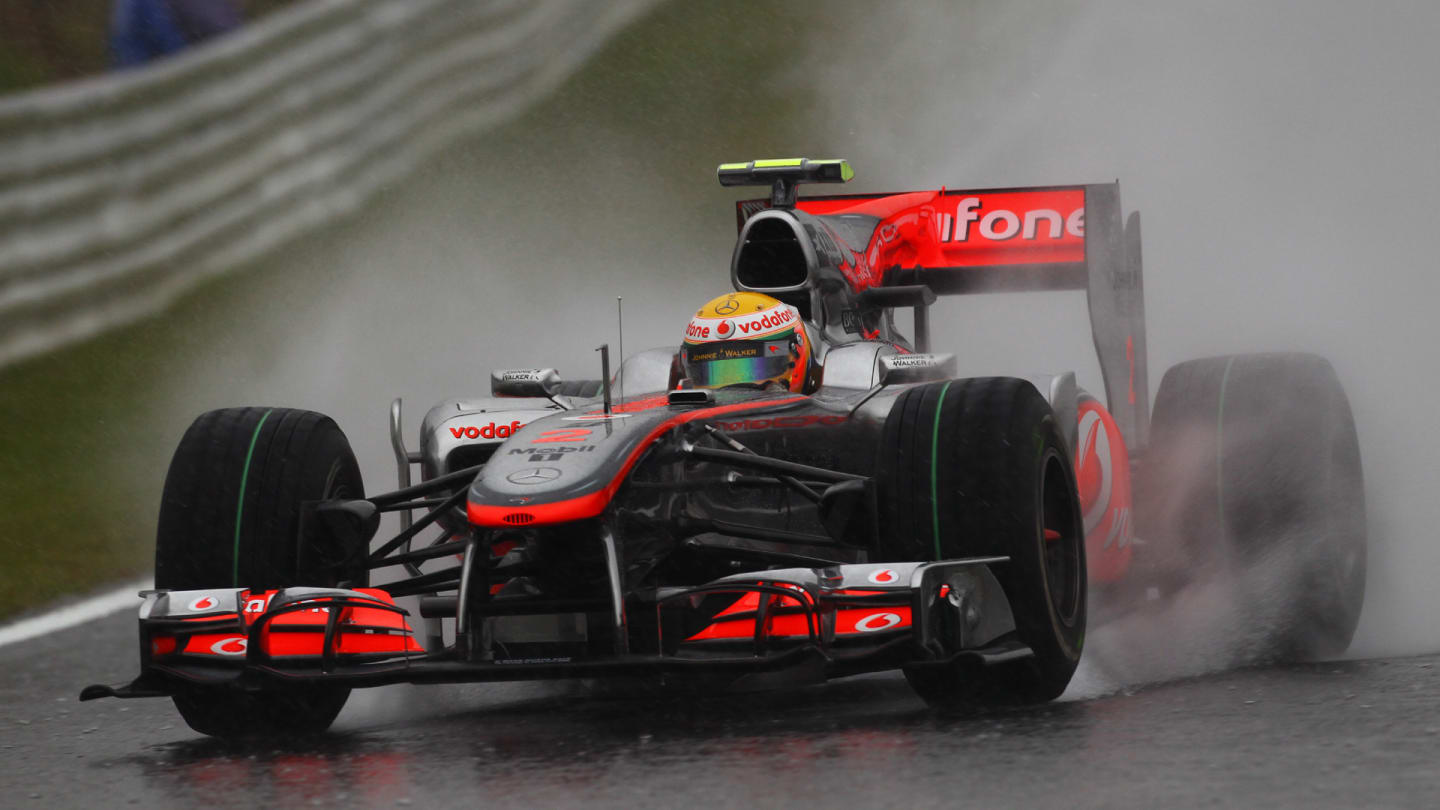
[510,445,597,463]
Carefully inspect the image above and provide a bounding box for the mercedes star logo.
[506,467,562,485]
[715,298,740,315]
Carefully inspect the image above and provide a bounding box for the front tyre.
[156,407,364,738]
[877,378,1086,707]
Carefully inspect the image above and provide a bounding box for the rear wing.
[733,181,1149,448]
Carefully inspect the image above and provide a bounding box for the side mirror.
[304,499,379,585]
[878,353,957,385]
[818,479,875,547]
[491,368,562,398]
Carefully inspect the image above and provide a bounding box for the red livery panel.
[801,187,1085,272]
[1074,397,1135,584]
[151,588,421,661]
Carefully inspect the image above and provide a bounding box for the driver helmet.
[681,292,816,392]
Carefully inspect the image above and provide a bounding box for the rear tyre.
[877,378,1086,707]
[156,407,365,738]
[1136,354,1365,660]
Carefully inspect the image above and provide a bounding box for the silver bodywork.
[410,351,1082,480]
[419,397,562,480]
[416,348,679,480]
[815,341,900,389]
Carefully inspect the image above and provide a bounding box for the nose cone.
[466,406,661,527]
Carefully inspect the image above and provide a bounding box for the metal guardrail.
[0,0,655,368]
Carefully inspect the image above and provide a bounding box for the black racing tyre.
[1135,353,1366,660]
[877,378,1086,707]
[155,407,365,738]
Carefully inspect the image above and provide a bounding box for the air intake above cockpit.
[734,214,812,291]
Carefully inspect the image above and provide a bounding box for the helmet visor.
[684,338,794,389]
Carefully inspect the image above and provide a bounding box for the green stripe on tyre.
[232,409,273,586]
[929,381,954,560]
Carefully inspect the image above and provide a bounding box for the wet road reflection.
[8,606,1437,809]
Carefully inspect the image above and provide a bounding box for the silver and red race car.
[83,159,1366,737]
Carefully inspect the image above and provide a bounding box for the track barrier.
[0,0,656,368]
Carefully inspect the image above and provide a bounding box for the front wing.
[82,558,1028,701]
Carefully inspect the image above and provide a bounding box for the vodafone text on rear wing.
[731,181,1149,450]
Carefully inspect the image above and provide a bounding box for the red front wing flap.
[659,559,1018,666]
[139,587,423,665]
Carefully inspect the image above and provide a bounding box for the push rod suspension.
[369,488,467,563]
[369,539,468,570]
[382,568,462,598]
[369,464,482,507]
[685,444,866,484]
[375,497,450,513]
[703,425,822,502]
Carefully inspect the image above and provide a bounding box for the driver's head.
[681,292,814,392]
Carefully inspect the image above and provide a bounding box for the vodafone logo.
[867,569,899,585]
[846,188,1088,278]
[188,596,218,611]
[854,613,903,633]
[210,637,248,656]
[450,421,524,440]
[942,196,1085,243]
[686,307,796,343]
[735,308,794,334]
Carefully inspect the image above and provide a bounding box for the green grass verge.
[0,301,195,617]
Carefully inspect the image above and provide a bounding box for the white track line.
[0,579,150,649]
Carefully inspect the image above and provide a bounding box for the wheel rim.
[1040,449,1083,626]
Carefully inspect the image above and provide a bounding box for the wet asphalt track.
[2,606,1437,808]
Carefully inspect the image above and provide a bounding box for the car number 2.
[531,428,593,444]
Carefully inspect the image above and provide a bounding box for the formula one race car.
[83,159,1366,738]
